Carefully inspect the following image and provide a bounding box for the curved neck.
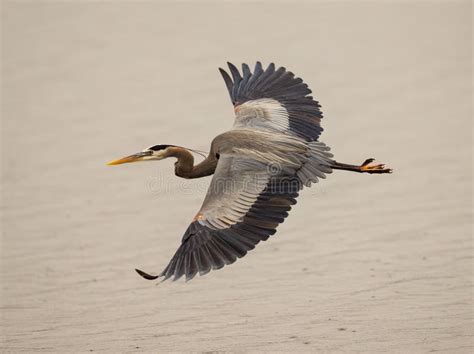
[165,146,217,179]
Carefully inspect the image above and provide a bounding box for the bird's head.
[107,144,174,165]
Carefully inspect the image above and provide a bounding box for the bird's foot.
[360,158,393,174]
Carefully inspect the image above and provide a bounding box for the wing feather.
[135,130,334,282]
[220,62,323,141]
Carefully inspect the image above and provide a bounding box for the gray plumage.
[121,62,392,282]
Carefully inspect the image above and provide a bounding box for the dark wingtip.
[218,67,228,78]
[227,62,242,82]
[135,268,160,280]
[219,67,232,82]
[219,67,236,103]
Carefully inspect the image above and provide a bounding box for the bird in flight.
[108,62,392,282]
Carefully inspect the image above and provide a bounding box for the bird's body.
[108,62,392,282]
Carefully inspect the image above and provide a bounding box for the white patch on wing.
[195,155,270,230]
[233,98,289,132]
[198,171,269,230]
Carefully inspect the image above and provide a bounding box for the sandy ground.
[1,1,472,352]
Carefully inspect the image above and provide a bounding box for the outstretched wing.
[219,62,324,141]
[139,154,300,282]
[162,157,301,281]
[136,132,333,282]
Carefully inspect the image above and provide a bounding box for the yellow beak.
[107,151,152,166]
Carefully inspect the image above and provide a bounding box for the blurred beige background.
[1,0,472,352]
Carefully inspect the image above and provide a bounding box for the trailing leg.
[330,158,392,174]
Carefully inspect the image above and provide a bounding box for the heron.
[107,62,392,282]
